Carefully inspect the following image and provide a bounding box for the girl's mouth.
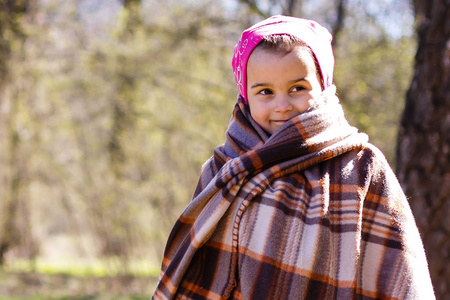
[272,119,289,124]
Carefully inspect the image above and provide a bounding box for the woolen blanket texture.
[152,89,434,299]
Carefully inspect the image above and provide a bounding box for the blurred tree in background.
[396,0,449,297]
[1,0,446,298]
[0,0,37,267]
[0,0,239,274]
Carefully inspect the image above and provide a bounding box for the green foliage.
[0,0,239,269]
[0,0,416,290]
[335,34,416,166]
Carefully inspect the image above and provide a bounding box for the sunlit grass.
[0,260,159,299]
[4,258,160,278]
[0,296,149,300]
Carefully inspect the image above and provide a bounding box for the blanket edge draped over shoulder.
[152,88,435,300]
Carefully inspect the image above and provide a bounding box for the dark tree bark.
[396,0,449,297]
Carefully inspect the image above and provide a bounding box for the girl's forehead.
[250,43,310,57]
[232,16,334,103]
[248,45,321,84]
[248,46,318,76]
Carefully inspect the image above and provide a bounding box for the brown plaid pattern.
[153,93,434,299]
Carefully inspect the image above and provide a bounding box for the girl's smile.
[246,45,323,135]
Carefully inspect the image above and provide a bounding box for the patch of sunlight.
[5,258,160,278]
[0,296,150,300]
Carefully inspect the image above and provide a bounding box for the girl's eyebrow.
[289,77,307,84]
[250,82,270,89]
[250,77,307,89]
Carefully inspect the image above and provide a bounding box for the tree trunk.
[0,101,21,265]
[0,0,31,267]
[396,0,449,297]
[101,0,143,268]
[331,0,347,47]
[108,0,142,179]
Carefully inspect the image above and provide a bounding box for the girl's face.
[246,45,322,135]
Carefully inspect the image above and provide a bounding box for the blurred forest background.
[0,0,448,299]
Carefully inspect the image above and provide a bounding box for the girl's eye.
[258,89,273,95]
[291,86,305,92]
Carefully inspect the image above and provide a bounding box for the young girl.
[153,16,434,299]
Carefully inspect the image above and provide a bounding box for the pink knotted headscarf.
[232,15,334,103]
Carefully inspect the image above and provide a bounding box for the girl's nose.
[274,95,293,112]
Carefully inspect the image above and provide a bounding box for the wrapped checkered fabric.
[152,90,434,299]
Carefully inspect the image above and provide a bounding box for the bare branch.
[331,0,347,47]
[284,0,301,16]
[238,0,269,18]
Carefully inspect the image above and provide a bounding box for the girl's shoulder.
[323,142,399,188]
[340,142,392,172]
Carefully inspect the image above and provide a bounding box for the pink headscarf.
[232,15,334,103]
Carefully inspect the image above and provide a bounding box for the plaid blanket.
[152,90,434,299]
